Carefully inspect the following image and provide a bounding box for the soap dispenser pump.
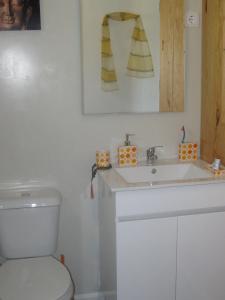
[124,133,135,146]
[118,134,137,167]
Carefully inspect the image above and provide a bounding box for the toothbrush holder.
[178,143,198,161]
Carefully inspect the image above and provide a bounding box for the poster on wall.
[0,0,41,31]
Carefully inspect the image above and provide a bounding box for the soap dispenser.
[118,134,137,167]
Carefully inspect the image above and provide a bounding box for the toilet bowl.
[0,187,74,300]
[0,256,74,300]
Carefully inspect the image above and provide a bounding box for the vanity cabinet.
[98,176,225,300]
[116,213,225,300]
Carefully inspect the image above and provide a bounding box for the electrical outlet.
[186,11,200,27]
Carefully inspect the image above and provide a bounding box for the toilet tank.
[0,187,62,259]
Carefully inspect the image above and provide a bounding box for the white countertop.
[98,159,225,192]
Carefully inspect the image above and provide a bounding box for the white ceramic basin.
[115,163,212,183]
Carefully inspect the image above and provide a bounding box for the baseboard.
[75,291,116,300]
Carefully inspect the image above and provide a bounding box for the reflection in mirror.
[81,0,184,114]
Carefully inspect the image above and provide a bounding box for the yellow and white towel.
[101,12,154,91]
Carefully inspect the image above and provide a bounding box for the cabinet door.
[177,212,225,300]
[117,217,177,300]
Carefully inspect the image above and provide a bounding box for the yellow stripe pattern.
[101,12,154,91]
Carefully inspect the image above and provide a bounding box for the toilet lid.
[0,256,73,300]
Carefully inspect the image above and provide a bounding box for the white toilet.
[0,187,74,300]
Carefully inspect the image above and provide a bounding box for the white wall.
[0,0,202,296]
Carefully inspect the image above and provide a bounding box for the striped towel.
[101,12,154,91]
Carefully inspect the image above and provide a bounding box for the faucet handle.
[148,146,163,152]
[146,146,164,164]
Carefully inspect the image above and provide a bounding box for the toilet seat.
[0,256,74,300]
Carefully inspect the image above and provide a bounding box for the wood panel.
[160,0,184,112]
[201,0,225,163]
[215,0,225,163]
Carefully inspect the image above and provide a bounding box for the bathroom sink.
[115,163,212,184]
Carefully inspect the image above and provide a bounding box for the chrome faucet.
[146,146,163,164]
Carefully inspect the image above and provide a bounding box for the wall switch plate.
[185,11,200,27]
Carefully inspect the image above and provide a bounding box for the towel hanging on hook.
[101,12,154,91]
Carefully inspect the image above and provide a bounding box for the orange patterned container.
[118,146,137,167]
[210,169,225,176]
[178,143,198,161]
[96,150,110,168]
[206,164,225,176]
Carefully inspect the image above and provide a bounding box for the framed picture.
[0,0,41,31]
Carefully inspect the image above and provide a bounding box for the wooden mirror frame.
[160,0,184,112]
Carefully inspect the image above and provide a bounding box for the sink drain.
[151,168,157,174]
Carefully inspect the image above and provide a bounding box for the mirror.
[81,0,184,114]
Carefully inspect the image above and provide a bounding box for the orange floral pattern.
[118,146,137,166]
[178,143,198,161]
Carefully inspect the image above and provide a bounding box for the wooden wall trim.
[201,0,225,164]
[160,0,184,112]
